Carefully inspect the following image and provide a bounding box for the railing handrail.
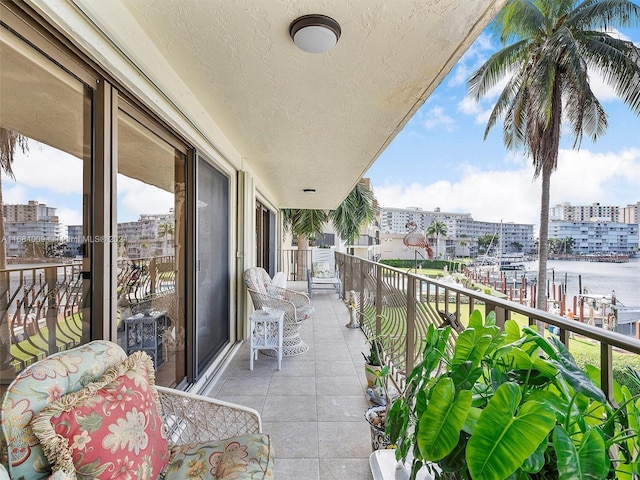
[337,252,640,401]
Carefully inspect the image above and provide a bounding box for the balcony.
[205,282,374,480]
[4,252,640,479]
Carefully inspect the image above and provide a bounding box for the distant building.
[2,201,63,257]
[379,206,535,259]
[619,201,640,224]
[548,221,638,255]
[550,202,620,222]
[117,213,175,258]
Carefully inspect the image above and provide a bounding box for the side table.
[124,310,168,368]
[250,308,284,370]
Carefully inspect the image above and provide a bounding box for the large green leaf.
[449,361,484,391]
[452,329,492,368]
[520,437,547,474]
[549,336,607,404]
[467,382,556,480]
[417,377,472,461]
[503,319,522,344]
[468,309,485,329]
[553,425,609,480]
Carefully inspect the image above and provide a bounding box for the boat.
[578,293,640,336]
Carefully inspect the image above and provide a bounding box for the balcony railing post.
[45,267,58,354]
[150,257,156,295]
[375,263,382,333]
[406,275,416,374]
[601,343,613,402]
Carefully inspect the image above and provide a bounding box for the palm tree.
[459,240,468,258]
[283,181,376,279]
[0,128,27,377]
[468,0,640,312]
[426,220,448,259]
[329,181,376,251]
[282,209,328,280]
[157,222,174,256]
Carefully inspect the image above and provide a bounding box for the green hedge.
[379,258,465,271]
[572,351,640,396]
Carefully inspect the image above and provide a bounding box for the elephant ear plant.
[386,309,640,480]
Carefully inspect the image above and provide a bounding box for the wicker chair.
[243,267,314,356]
[0,340,273,480]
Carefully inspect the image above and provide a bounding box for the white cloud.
[2,183,29,204]
[117,175,174,221]
[423,106,455,131]
[374,148,640,229]
[55,207,83,229]
[11,141,83,194]
[458,97,480,115]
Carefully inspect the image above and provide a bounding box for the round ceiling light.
[289,14,341,54]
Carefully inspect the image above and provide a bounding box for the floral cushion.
[162,434,274,480]
[31,352,170,479]
[0,340,127,480]
[312,261,332,278]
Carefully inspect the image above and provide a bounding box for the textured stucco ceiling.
[74,0,507,209]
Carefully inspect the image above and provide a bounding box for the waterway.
[520,257,640,308]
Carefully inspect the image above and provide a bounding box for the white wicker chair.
[0,340,273,480]
[243,267,314,356]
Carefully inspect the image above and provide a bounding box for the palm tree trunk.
[296,234,309,281]
[536,164,552,315]
[0,177,12,376]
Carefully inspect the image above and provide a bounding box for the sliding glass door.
[196,157,230,375]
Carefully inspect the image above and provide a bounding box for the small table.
[250,308,284,370]
[124,310,168,368]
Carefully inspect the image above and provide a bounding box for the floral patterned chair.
[243,267,314,356]
[0,340,274,480]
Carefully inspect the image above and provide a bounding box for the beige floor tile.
[218,375,271,396]
[319,458,374,480]
[275,458,319,480]
[268,375,317,396]
[317,395,371,422]
[263,421,319,458]
[317,376,368,396]
[318,421,372,458]
[262,395,317,422]
[315,359,358,377]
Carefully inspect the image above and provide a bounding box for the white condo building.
[379,206,535,259]
[549,221,639,255]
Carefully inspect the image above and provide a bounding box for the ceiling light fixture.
[303,188,316,194]
[289,14,341,54]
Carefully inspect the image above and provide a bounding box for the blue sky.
[367,27,640,229]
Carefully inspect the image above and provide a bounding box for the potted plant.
[362,336,395,450]
[362,337,385,387]
[386,309,640,479]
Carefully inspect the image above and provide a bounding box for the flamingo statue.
[403,221,434,260]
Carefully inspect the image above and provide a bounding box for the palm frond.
[329,181,376,245]
[0,128,27,180]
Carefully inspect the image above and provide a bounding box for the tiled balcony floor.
[205,286,375,480]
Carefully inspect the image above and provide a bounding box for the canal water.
[521,257,640,308]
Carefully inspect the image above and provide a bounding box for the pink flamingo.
[403,221,434,260]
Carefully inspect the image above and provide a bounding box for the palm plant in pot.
[363,336,394,450]
[386,309,640,479]
[363,337,386,388]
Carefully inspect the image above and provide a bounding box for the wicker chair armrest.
[269,285,311,307]
[248,289,296,313]
[156,386,262,445]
